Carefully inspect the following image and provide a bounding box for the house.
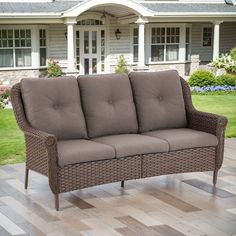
[0,0,236,85]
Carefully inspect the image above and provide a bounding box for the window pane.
[151,45,164,62]
[20,30,25,38]
[203,27,212,47]
[92,31,97,54]
[166,45,179,61]
[186,27,190,43]
[84,31,89,54]
[84,58,89,74]
[15,48,31,67]
[186,44,190,61]
[40,48,46,66]
[133,45,138,63]
[92,58,97,74]
[0,49,13,67]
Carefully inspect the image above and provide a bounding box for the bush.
[47,60,62,77]
[115,55,129,74]
[216,74,236,86]
[188,70,216,87]
[0,86,11,109]
[230,46,236,61]
[212,54,236,74]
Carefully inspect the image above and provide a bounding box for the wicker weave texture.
[142,147,216,178]
[58,156,141,193]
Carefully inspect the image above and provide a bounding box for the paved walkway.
[0,140,235,236]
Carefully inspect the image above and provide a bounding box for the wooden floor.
[0,140,236,236]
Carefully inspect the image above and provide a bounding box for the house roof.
[142,3,236,14]
[0,1,235,16]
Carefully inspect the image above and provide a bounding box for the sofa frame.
[11,78,228,211]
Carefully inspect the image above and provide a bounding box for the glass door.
[76,29,106,75]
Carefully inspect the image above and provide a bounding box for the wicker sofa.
[11,70,228,211]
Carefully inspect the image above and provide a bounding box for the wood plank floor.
[0,141,236,236]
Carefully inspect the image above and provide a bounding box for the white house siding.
[220,22,236,54]
[108,18,132,72]
[48,24,67,68]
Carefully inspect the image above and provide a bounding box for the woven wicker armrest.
[187,110,228,136]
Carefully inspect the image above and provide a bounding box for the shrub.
[212,54,236,74]
[216,74,236,86]
[0,86,11,109]
[188,70,216,87]
[47,60,62,77]
[230,46,236,61]
[115,55,129,74]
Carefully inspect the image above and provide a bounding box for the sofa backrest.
[129,70,187,133]
[78,74,138,138]
[21,77,88,140]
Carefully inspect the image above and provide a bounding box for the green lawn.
[0,94,235,165]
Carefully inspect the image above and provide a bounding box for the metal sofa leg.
[121,181,124,188]
[25,168,29,189]
[54,194,59,211]
[213,170,218,185]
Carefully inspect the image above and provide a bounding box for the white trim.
[62,0,154,17]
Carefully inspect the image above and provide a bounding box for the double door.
[76,29,106,75]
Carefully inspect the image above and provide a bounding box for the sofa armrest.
[187,110,228,136]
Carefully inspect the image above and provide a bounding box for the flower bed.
[191,85,236,95]
[0,86,11,109]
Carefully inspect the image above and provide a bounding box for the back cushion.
[129,70,187,133]
[21,77,88,140]
[78,74,138,138]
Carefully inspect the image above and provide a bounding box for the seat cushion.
[21,77,87,140]
[93,134,169,158]
[57,140,116,166]
[129,70,187,133]
[143,128,218,151]
[78,74,138,138]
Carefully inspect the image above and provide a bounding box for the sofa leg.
[121,181,124,188]
[54,194,59,211]
[213,170,218,185]
[25,168,29,190]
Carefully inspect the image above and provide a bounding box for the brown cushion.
[143,128,218,151]
[57,140,115,167]
[21,77,87,140]
[93,134,169,158]
[129,70,187,133]
[78,74,138,138]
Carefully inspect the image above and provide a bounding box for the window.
[202,27,212,47]
[133,28,138,63]
[0,29,31,68]
[77,19,103,26]
[101,30,105,72]
[186,27,191,61]
[39,29,47,66]
[151,27,180,62]
[76,31,80,71]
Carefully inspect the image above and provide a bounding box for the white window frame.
[202,24,213,48]
[39,28,48,67]
[146,23,191,65]
[130,25,139,65]
[0,25,48,71]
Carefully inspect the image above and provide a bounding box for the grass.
[192,94,236,138]
[0,94,235,165]
[0,109,25,165]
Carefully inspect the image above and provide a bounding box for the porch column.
[213,21,223,60]
[65,17,77,72]
[136,17,148,68]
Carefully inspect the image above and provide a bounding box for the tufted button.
[53,104,59,109]
[108,100,113,105]
[158,96,163,101]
